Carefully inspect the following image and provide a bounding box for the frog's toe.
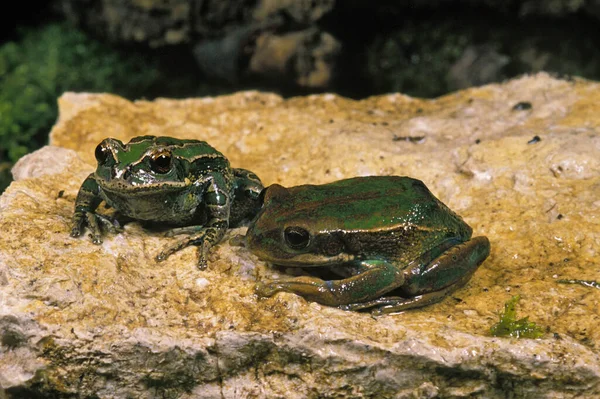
[197,257,208,271]
[96,214,120,234]
[255,281,283,297]
[71,214,87,237]
[155,251,168,262]
[70,226,82,238]
[370,308,385,316]
[196,245,209,270]
[90,234,103,245]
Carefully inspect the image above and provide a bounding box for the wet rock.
[1,73,600,397]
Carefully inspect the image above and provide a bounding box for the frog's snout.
[244,224,271,258]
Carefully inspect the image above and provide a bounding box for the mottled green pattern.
[72,135,263,269]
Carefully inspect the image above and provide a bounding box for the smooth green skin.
[246,176,490,315]
[71,135,263,269]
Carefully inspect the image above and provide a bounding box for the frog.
[71,135,263,269]
[245,176,490,315]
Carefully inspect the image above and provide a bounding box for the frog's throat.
[99,180,189,195]
[266,252,355,268]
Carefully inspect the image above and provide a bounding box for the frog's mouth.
[250,247,354,268]
[270,253,354,267]
[100,180,189,195]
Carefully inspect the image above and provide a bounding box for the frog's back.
[285,176,471,239]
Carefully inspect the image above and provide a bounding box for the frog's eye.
[149,151,172,174]
[94,142,111,164]
[284,226,310,249]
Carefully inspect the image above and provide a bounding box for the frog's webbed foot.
[71,211,120,245]
[157,224,227,270]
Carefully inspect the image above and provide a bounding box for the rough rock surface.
[1,73,600,397]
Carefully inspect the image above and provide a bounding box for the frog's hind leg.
[157,222,227,270]
[344,236,491,315]
[256,259,406,307]
[341,272,475,315]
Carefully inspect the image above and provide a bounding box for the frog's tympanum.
[246,176,490,314]
[71,136,263,269]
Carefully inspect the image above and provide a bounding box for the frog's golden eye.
[94,142,111,164]
[284,226,310,249]
[149,151,172,174]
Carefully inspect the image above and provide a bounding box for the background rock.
[50,0,600,96]
[1,73,600,397]
[53,0,340,90]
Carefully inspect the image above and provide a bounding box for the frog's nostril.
[111,167,131,180]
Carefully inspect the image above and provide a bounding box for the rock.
[1,73,600,397]
[193,25,341,88]
[54,0,339,90]
[446,45,510,91]
[52,1,600,98]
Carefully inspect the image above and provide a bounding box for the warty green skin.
[71,135,263,269]
[246,176,490,315]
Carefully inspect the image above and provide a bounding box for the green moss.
[490,295,544,339]
[0,22,161,192]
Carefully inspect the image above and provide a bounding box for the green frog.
[71,135,263,269]
[246,176,490,315]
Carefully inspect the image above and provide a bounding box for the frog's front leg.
[256,259,406,307]
[343,236,491,315]
[156,173,231,270]
[71,174,119,244]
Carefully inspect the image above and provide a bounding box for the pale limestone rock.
[1,73,600,397]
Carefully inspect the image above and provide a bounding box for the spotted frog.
[71,135,263,269]
[246,176,490,314]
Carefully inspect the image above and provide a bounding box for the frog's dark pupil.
[284,227,310,249]
[150,152,172,174]
[94,143,109,164]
